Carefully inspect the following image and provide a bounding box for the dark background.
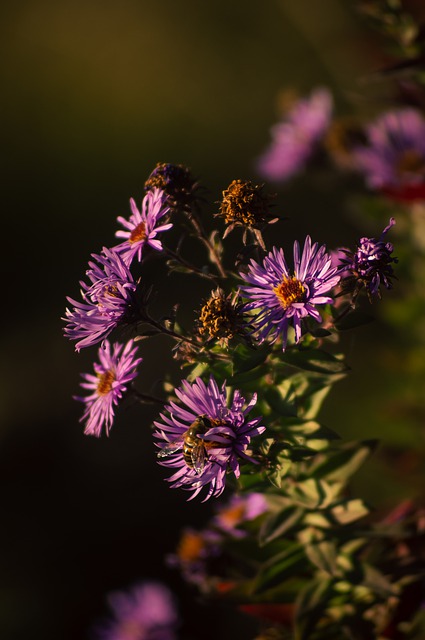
[1,2,424,639]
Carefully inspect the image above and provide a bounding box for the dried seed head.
[144,162,199,211]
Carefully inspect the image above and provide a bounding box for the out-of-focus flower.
[216,179,277,249]
[74,339,142,437]
[144,162,199,211]
[339,218,398,302]
[63,249,137,351]
[352,108,425,202]
[324,116,368,171]
[154,376,265,501]
[196,288,250,346]
[114,188,172,266]
[240,237,340,350]
[256,87,333,183]
[92,580,179,640]
[213,492,268,537]
[166,526,222,590]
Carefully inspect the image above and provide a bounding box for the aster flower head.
[114,188,172,266]
[352,108,425,202]
[75,339,142,437]
[256,87,333,183]
[144,162,199,211]
[63,248,137,351]
[240,237,340,350]
[339,218,398,302]
[93,580,179,640]
[216,179,277,249]
[154,376,266,501]
[196,287,250,346]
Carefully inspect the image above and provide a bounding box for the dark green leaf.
[312,440,379,484]
[334,309,375,331]
[259,505,305,545]
[280,348,349,374]
[233,343,270,374]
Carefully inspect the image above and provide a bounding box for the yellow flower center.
[273,276,305,309]
[96,370,115,395]
[129,221,147,244]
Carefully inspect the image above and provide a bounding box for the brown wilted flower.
[217,179,278,249]
[144,162,199,212]
[197,288,249,346]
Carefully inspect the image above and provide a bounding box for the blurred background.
[2,1,425,638]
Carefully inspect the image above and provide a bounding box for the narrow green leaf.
[334,309,375,331]
[281,348,349,374]
[252,544,307,593]
[259,506,305,545]
[312,440,378,484]
[233,343,269,374]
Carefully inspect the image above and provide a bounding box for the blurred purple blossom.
[256,87,333,183]
[352,108,425,202]
[93,580,179,640]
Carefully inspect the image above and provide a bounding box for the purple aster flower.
[352,108,425,202]
[154,376,266,501]
[63,248,137,351]
[339,218,398,302]
[114,188,172,266]
[239,237,340,350]
[256,87,333,183]
[75,339,142,437]
[93,580,179,640]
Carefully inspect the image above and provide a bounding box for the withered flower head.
[197,288,248,345]
[217,179,277,249]
[144,162,199,211]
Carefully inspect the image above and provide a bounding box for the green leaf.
[264,386,298,417]
[304,539,340,577]
[311,440,379,484]
[334,309,375,331]
[280,348,349,375]
[259,505,305,545]
[285,478,340,509]
[229,362,270,386]
[294,577,333,640]
[330,499,370,525]
[286,419,340,441]
[232,343,269,374]
[252,543,308,593]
